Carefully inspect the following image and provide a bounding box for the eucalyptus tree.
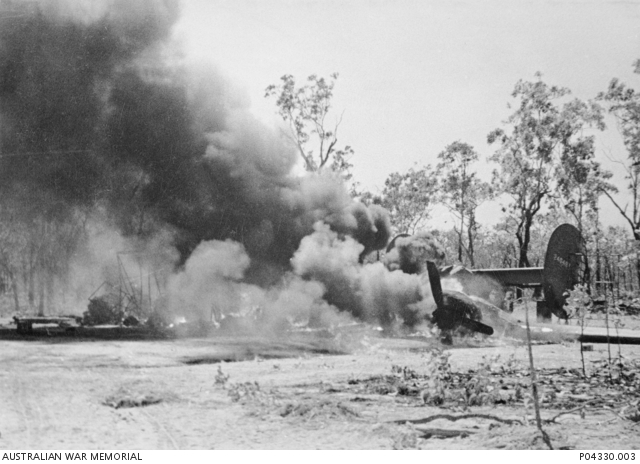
[597,60,640,288]
[380,166,438,235]
[265,73,354,182]
[555,132,613,289]
[488,74,604,268]
[435,141,492,266]
[597,60,640,240]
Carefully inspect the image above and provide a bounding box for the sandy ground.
[1,314,639,450]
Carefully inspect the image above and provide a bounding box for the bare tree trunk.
[37,269,45,317]
[46,271,55,315]
[515,215,534,299]
[635,251,640,292]
[0,271,6,295]
[516,218,533,269]
[9,270,20,313]
[28,264,35,312]
[629,256,640,291]
[583,251,592,294]
[606,255,615,298]
[467,212,476,267]
[581,230,592,294]
[595,253,602,295]
[22,258,28,302]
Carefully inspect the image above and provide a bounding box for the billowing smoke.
[161,237,352,333]
[201,125,392,274]
[292,223,432,328]
[0,0,390,261]
[384,231,446,275]
[0,0,182,207]
[0,1,412,330]
[163,223,433,331]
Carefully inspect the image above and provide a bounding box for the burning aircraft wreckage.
[2,0,638,349]
[15,212,637,347]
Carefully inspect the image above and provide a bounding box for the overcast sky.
[173,0,640,231]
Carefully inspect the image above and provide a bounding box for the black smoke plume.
[0,1,402,326]
[0,1,390,270]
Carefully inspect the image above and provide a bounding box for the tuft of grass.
[215,365,230,386]
[390,424,421,450]
[103,385,175,409]
[279,399,360,420]
[419,348,452,406]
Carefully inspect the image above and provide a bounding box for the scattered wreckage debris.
[423,255,640,347]
[616,299,640,316]
[424,259,556,345]
[6,224,640,352]
[384,223,622,346]
[427,261,494,344]
[84,296,126,326]
[12,315,82,334]
[389,224,584,324]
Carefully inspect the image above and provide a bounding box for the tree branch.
[600,188,637,232]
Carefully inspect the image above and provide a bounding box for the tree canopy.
[488,74,604,268]
[380,167,438,235]
[598,60,640,239]
[265,73,354,181]
[436,141,492,266]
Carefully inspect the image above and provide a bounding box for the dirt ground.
[1,312,639,450]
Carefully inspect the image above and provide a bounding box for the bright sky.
[173,0,640,231]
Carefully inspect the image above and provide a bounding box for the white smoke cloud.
[161,237,346,333]
[291,222,432,328]
[165,239,249,324]
[158,221,436,335]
